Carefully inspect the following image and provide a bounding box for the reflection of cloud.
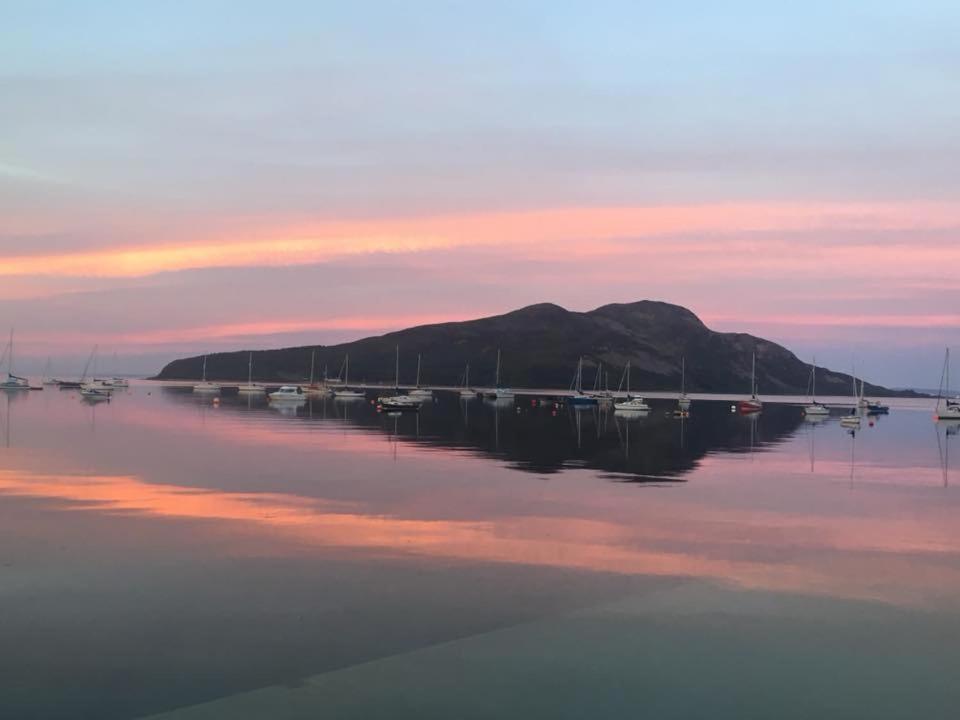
[2,466,959,608]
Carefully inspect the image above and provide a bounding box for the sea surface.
[1,385,959,719]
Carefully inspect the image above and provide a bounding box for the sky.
[1,0,958,386]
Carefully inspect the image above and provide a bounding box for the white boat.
[268,385,306,402]
[80,385,111,401]
[678,356,691,410]
[237,352,265,394]
[378,346,421,409]
[614,362,650,412]
[108,377,129,388]
[459,363,475,398]
[408,354,433,398]
[936,348,960,420]
[803,357,829,416]
[839,367,861,427]
[0,330,30,390]
[483,349,514,400]
[78,346,113,395]
[193,356,221,394]
[41,358,59,386]
[333,354,365,399]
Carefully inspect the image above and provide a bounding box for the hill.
[155,301,906,396]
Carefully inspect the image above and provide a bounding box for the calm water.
[2,386,959,719]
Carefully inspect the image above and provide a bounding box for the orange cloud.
[4,201,958,279]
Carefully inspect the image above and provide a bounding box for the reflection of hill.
[163,389,805,482]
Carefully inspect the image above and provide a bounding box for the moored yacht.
[614,361,650,412]
[459,363,475,398]
[803,357,829,416]
[936,348,960,420]
[268,385,306,402]
[193,356,221,394]
[735,352,763,413]
[237,352,265,394]
[677,356,691,410]
[408,354,433,398]
[0,330,30,391]
[568,357,598,406]
[483,349,515,400]
[333,354,365,399]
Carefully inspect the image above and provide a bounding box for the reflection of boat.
[678,356,691,410]
[569,357,598,406]
[614,362,650,412]
[803,357,829,416]
[935,348,960,420]
[193,356,221,394]
[333,355,366,399]
[0,331,30,391]
[735,352,762,413]
[483,349,515,400]
[237,352,265,394]
[840,414,861,428]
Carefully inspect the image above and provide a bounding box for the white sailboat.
[377,346,420,410]
[459,363,475,398]
[936,348,960,420]
[409,354,433,398]
[803,357,829,416]
[79,345,113,399]
[614,361,650,412]
[193,355,221,393]
[41,358,59,386]
[484,348,514,400]
[0,330,30,390]
[333,355,365,399]
[303,350,326,397]
[237,352,265,394]
[678,356,691,410]
[840,367,861,427]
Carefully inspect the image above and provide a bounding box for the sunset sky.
[2,1,958,386]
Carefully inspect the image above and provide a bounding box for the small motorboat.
[80,386,111,401]
[268,385,306,402]
[378,394,421,411]
[804,403,830,416]
[615,396,650,412]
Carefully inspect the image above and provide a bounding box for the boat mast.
[681,356,686,396]
[495,349,501,387]
[248,352,253,385]
[395,345,400,389]
[811,356,816,403]
[464,363,470,389]
[751,351,756,397]
[345,354,349,387]
[202,355,207,382]
[626,361,631,396]
[309,350,315,385]
[416,354,422,388]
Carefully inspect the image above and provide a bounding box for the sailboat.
[41,358,59,386]
[735,352,762,413]
[840,367,861,428]
[678,356,691,410]
[459,363,475,398]
[803,357,829,416]
[856,377,889,415]
[333,355,365,399]
[614,361,650,412]
[484,348,515,400]
[377,346,420,410]
[303,349,327,397]
[568,357,598,406]
[192,355,221,393]
[0,330,30,390]
[936,348,960,420]
[237,352,265,394]
[79,346,113,399]
[409,354,433,398]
